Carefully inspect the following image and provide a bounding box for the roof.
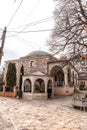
[48,60,78,72]
[31,71,46,75]
[26,50,52,57]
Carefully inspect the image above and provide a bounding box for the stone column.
[64,70,68,87]
[14,86,18,97]
[51,78,54,98]
[22,77,24,92]
[32,79,34,93]
[45,80,47,93]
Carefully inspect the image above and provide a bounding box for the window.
[31,61,35,67]
[79,82,85,90]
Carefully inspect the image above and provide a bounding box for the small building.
[3,50,78,100]
[78,54,87,90]
[78,72,87,90]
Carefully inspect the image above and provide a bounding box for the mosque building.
[3,50,78,100]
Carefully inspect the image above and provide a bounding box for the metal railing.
[54,81,64,87]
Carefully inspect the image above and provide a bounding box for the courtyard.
[0,96,87,130]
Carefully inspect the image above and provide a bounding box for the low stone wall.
[23,93,47,100]
[0,86,18,98]
[0,92,17,97]
[54,86,74,96]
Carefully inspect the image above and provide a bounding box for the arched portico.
[49,65,74,96]
[50,65,64,87]
[22,74,54,100]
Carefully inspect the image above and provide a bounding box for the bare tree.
[48,0,87,59]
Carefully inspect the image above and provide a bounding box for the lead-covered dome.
[27,50,51,57]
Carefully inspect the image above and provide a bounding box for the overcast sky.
[0,0,55,69]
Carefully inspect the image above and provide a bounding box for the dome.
[27,50,51,57]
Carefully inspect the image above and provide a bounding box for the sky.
[0,0,55,70]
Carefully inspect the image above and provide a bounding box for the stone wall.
[20,55,56,75]
[4,55,56,87]
[54,86,74,96]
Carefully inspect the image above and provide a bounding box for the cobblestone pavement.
[0,96,87,130]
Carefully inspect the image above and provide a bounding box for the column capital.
[63,68,68,73]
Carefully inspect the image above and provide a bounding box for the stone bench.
[72,93,87,111]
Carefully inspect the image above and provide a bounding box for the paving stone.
[0,96,87,130]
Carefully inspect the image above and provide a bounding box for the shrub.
[6,63,16,91]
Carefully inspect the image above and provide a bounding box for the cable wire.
[9,16,54,30]
[7,28,54,36]
[13,35,47,50]
[23,0,40,23]
[6,16,54,37]
[7,0,23,27]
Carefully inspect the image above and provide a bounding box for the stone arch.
[34,78,45,93]
[24,78,31,92]
[50,65,64,87]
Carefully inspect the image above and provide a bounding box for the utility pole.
[0,27,7,64]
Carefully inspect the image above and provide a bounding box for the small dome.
[27,50,51,57]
